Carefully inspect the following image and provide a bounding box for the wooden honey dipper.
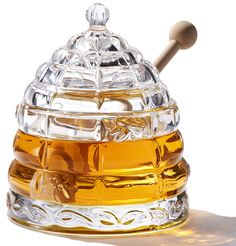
[155,21,197,72]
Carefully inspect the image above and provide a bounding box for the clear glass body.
[7,3,190,236]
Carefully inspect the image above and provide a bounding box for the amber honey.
[9,130,189,206]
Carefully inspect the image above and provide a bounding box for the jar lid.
[17,3,179,142]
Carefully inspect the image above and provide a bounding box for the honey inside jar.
[9,130,189,205]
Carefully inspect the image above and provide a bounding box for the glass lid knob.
[86,3,110,26]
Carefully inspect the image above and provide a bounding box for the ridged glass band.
[7,190,188,233]
[16,100,179,141]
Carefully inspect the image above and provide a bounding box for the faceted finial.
[86,3,110,26]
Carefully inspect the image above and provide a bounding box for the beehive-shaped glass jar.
[7,3,190,236]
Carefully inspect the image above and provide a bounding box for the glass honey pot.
[7,3,197,236]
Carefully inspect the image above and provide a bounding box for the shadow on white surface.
[80,209,236,246]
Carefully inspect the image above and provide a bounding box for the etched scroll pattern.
[7,190,188,231]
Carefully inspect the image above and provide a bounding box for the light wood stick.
[155,21,197,72]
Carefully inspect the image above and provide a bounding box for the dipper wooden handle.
[154,21,197,72]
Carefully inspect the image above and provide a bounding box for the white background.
[0,0,236,245]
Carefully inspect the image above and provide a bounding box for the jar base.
[7,190,189,237]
